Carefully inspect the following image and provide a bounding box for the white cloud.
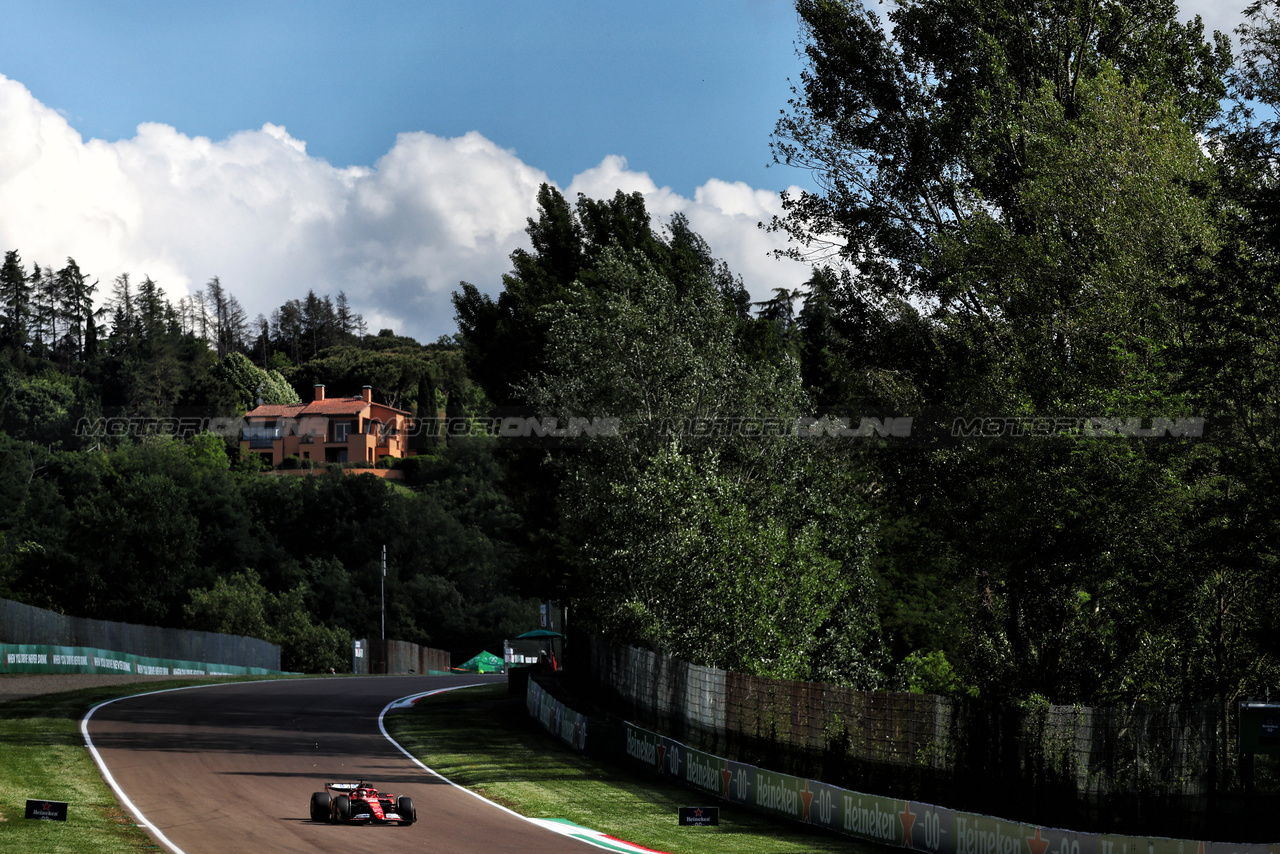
[686,179,811,299]
[0,73,809,343]
[566,155,812,304]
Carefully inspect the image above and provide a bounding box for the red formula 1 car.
[308,780,416,825]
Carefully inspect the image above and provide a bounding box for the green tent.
[454,650,506,673]
[515,629,563,639]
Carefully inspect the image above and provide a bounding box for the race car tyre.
[397,796,416,825]
[334,794,351,822]
[309,791,330,822]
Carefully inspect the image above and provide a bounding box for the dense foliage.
[5,0,1280,699]
[756,0,1278,703]
[449,0,1280,704]
[0,259,534,671]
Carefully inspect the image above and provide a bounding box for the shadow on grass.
[392,690,712,801]
[384,684,870,853]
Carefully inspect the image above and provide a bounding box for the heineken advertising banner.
[684,746,726,798]
[620,721,1279,854]
[0,643,286,676]
[724,758,754,805]
[526,678,589,752]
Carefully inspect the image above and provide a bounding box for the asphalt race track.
[84,674,608,853]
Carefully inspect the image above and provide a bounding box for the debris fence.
[584,641,1265,838]
[1,597,280,671]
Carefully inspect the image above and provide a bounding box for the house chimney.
[314,383,326,401]
[362,385,372,403]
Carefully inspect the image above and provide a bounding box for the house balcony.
[244,427,280,449]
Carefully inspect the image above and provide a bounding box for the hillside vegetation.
[4,1,1280,701]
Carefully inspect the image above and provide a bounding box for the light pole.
[381,544,386,643]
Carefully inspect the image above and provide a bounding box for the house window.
[334,421,350,442]
[248,420,277,449]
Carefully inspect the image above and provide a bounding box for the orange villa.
[242,384,413,469]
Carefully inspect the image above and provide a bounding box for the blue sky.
[0,0,1251,343]
[0,1,808,196]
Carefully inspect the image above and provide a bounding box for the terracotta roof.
[300,398,370,416]
[244,393,412,420]
[365,401,412,417]
[244,404,306,418]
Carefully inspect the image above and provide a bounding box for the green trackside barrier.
[1,643,294,677]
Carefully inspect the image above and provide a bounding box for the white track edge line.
[378,682,640,853]
[80,677,614,854]
[82,683,226,854]
[80,675,344,854]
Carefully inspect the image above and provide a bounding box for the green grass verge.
[0,678,882,854]
[384,683,881,854]
[0,677,281,853]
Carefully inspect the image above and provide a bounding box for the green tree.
[453,185,750,408]
[585,442,881,682]
[454,186,777,601]
[772,0,1228,282]
[264,290,360,363]
[770,0,1237,702]
[522,242,882,683]
[775,0,1227,412]
[54,258,96,364]
[0,250,31,351]
[210,351,300,412]
[203,276,249,360]
[1130,0,1280,703]
[0,368,82,446]
[29,263,59,355]
[290,341,437,412]
[95,274,223,417]
[185,569,351,673]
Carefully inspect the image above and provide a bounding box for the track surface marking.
[85,675,610,853]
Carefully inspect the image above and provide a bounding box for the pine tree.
[203,276,249,358]
[335,291,366,337]
[55,257,96,362]
[0,250,31,350]
[136,276,171,342]
[109,273,135,343]
[29,263,64,354]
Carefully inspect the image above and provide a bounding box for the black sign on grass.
[679,806,718,826]
[25,799,68,821]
